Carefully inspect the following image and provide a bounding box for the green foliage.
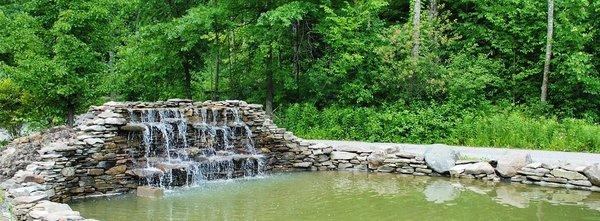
[0,78,29,136]
[277,102,468,144]
[276,103,600,153]
[451,112,600,153]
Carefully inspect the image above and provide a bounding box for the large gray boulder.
[496,153,532,177]
[424,146,458,173]
[583,164,600,186]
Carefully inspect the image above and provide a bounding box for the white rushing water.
[127,107,265,188]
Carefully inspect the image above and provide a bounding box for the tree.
[411,0,421,59]
[541,0,554,102]
[1,0,127,126]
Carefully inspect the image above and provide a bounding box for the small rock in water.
[137,186,164,198]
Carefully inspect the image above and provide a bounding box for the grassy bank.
[275,103,600,153]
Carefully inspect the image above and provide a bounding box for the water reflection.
[330,171,600,212]
[71,172,600,221]
[423,180,460,203]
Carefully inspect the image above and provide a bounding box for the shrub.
[276,103,600,153]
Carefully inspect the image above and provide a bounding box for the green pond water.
[71,171,600,221]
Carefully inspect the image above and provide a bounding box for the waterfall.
[127,106,265,188]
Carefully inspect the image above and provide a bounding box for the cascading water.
[126,107,265,188]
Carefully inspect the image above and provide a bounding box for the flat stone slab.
[310,140,600,167]
[13,195,46,205]
[330,151,357,160]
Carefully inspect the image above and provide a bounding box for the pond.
[71,171,600,221]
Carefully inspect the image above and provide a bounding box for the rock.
[167,98,192,103]
[293,162,312,168]
[525,162,544,169]
[464,162,495,175]
[377,165,394,173]
[83,125,107,132]
[13,195,46,205]
[121,123,146,132]
[569,180,592,187]
[337,163,354,170]
[424,146,458,173]
[61,167,76,177]
[105,165,127,175]
[416,168,432,174]
[543,177,568,184]
[308,143,328,149]
[104,118,127,125]
[22,174,45,184]
[137,186,164,198]
[98,110,122,119]
[455,160,479,165]
[561,164,587,173]
[8,185,44,197]
[583,164,600,186]
[383,158,411,164]
[84,138,104,146]
[333,145,374,153]
[395,151,416,159]
[366,150,386,167]
[517,168,547,177]
[330,151,357,160]
[495,153,531,177]
[449,164,469,177]
[131,168,163,178]
[550,168,587,180]
[97,161,116,169]
[38,142,76,155]
[87,169,105,176]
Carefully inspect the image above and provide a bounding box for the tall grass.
[450,112,600,152]
[276,103,600,153]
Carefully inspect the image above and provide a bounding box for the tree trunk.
[183,55,192,99]
[108,51,117,100]
[293,20,301,101]
[428,0,437,20]
[541,0,553,102]
[213,31,221,101]
[265,43,274,117]
[66,101,75,127]
[411,0,421,59]
[428,0,440,65]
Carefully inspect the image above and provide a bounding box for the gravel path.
[310,140,600,166]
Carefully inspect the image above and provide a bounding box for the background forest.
[1,0,599,152]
